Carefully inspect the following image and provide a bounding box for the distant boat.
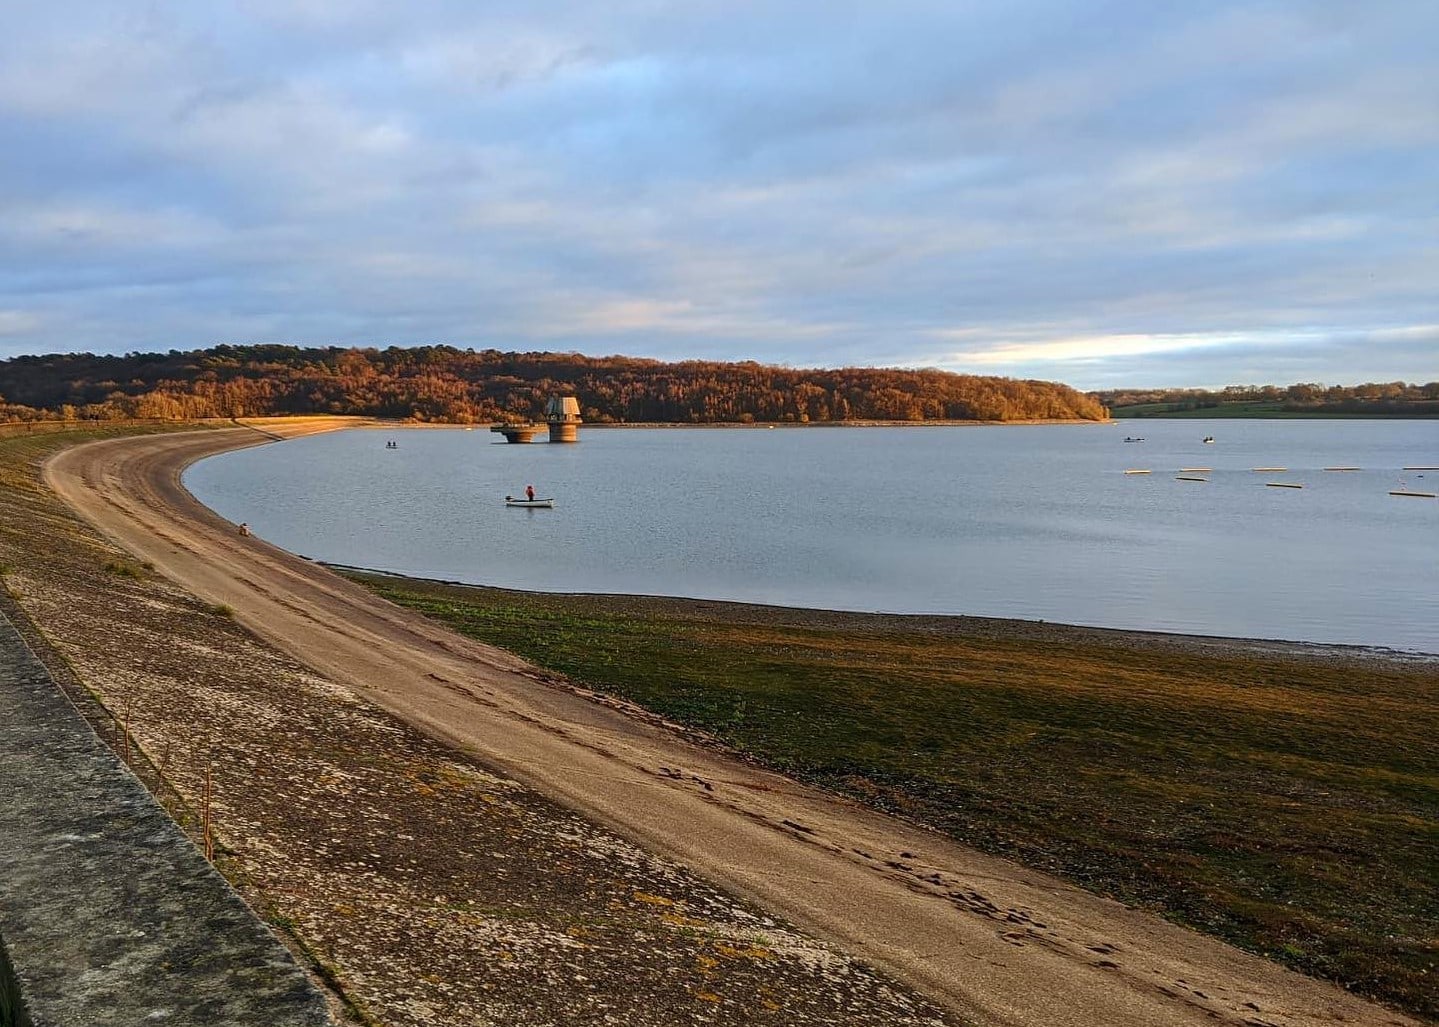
[1202,436,1215,444]
[1123,437,1145,443]
[505,496,555,508]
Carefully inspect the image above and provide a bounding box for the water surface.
[185,420,1439,652]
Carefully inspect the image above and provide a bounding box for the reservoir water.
[184,420,1439,653]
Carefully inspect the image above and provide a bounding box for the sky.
[1,2,1435,390]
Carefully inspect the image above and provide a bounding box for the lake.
[183,420,1439,653]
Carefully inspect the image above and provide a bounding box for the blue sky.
[1,1,1435,389]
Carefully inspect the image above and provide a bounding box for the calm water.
[184,420,1439,653]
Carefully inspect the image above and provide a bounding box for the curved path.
[45,426,1416,1027]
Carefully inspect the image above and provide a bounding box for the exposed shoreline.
[36,420,1430,1027]
[323,562,1439,665]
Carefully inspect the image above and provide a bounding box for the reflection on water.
[185,420,1439,652]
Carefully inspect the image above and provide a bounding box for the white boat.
[505,496,554,508]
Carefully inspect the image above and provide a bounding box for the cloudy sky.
[1,2,1435,388]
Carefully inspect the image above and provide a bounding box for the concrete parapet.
[489,423,539,443]
[0,612,332,1027]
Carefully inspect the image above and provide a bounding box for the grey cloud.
[0,1,1435,385]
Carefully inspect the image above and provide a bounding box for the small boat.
[1123,437,1145,443]
[1390,490,1436,499]
[1202,436,1215,444]
[505,496,555,508]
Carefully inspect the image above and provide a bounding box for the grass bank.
[348,573,1439,1021]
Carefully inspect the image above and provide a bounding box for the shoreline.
[359,416,1113,430]
[321,562,1439,665]
[34,422,1433,1027]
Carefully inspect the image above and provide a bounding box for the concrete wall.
[0,611,332,1027]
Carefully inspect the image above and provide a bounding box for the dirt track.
[45,424,1418,1027]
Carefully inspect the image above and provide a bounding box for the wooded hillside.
[0,345,1108,423]
[1096,381,1439,417]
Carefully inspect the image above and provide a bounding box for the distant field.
[350,573,1439,1021]
[1112,400,1439,418]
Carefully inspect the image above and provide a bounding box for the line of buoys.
[1391,490,1437,498]
[1176,476,1208,482]
[1266,482,1304,489]
[1125,466,1427,474]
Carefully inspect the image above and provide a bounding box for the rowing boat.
[505,497,555,508]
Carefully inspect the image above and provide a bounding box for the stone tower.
[545,395,581,443]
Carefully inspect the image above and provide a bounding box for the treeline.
[0,345,1108,424]
[1095,381,1439,417]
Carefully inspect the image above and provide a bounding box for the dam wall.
[0,610,332,1027]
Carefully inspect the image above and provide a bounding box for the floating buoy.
[1124,469,1152,475]
[1176,476,1208,482]
[1266,482,1303,489]
[1390,490,1437,498]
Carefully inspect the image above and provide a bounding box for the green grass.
[350,574,1439,1021]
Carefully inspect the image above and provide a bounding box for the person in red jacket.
[525,484,535,502]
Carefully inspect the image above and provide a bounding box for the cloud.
[0,0,1435,385]
[0,311,42,337]
[935,331,1256,367]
